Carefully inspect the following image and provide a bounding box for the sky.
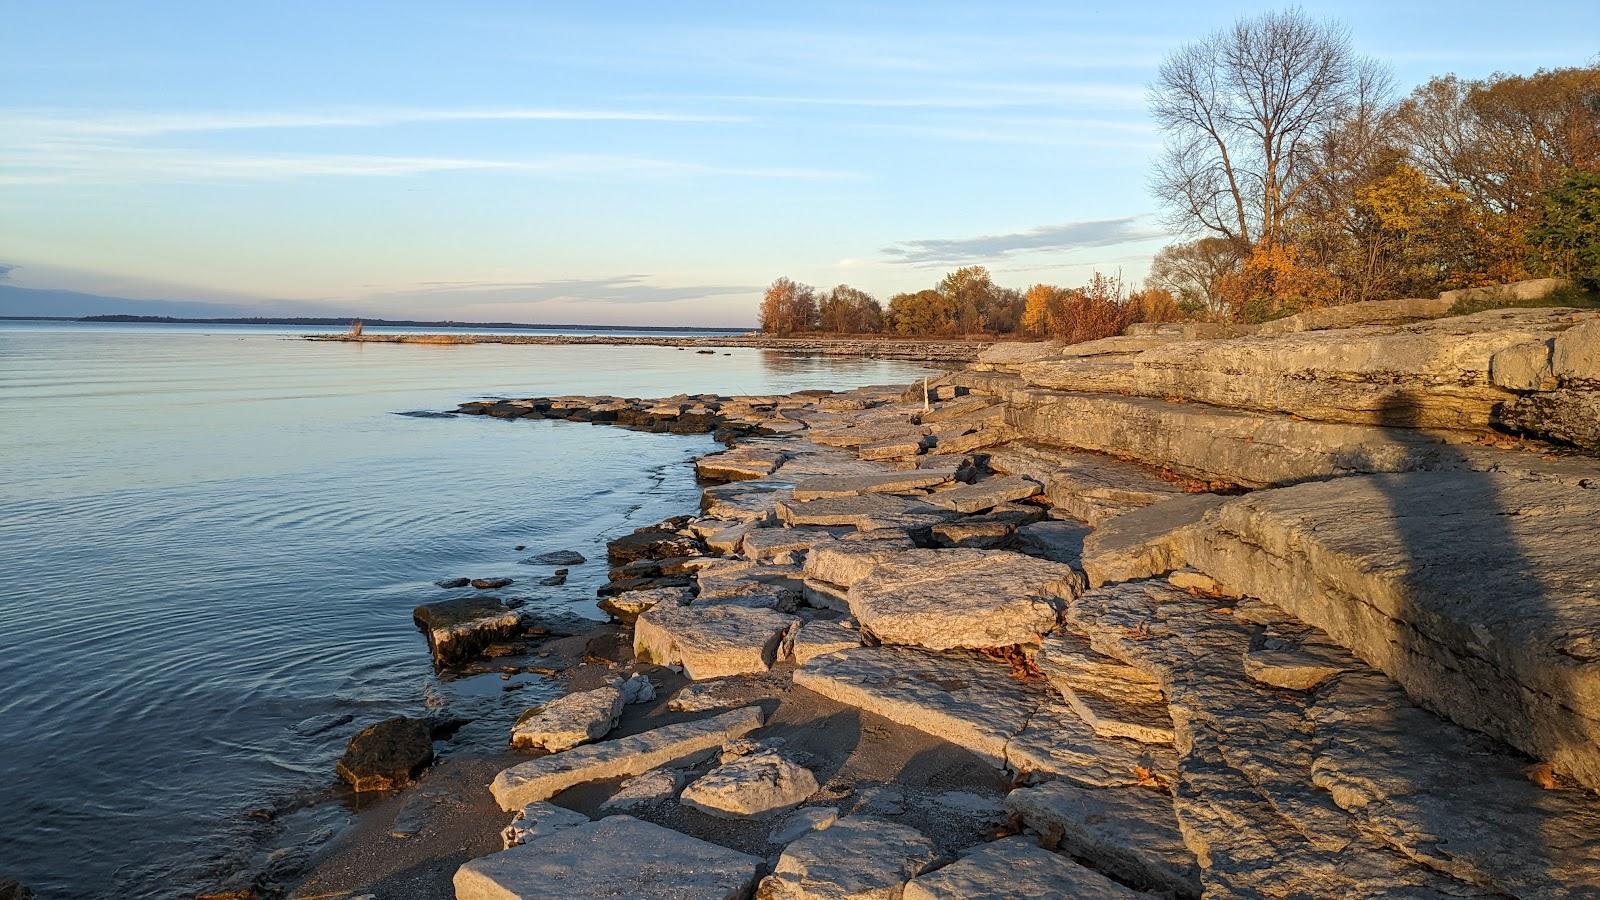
[2,1,1596,326]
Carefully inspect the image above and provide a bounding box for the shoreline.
[273,299,1600,898]
[303,332,992,363]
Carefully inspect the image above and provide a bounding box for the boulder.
[634,603,797,679]
[758,815,943,900]
[412,596,523,666]
[454,816,762,900]
[509,683,625,753]
[490,706,765,810]
[846,549,1080,650]
[607,526,704,565]
[336,717,433,792]
[1005,780,1199,898]
[679,750,820,817]
[500,801,588,848]
[903,835,1144,900]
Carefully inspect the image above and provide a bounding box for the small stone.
[619,672,656,704]
[601,768,683,810]
[435,577,471,589]
[413,596,523,666]
[509,683,625,753]
[336,717,434,792]
[680,750,820,817]
[769,807,840,844]
[500,801,588,848]
[471,577,514,590]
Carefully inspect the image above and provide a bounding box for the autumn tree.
[1146,238,1245,318]
[816,284,884,333]
[758,277,818,335]
[887,289,956,336]
[1150,9,1391,247]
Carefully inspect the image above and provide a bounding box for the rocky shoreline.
[284,296,1600,899]
[303,332,990,363]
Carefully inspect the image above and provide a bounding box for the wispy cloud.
[0,143,857,185]
[356,274,757,307]
[0,263,14,280]
[0,107,743,137]
[882,217,1164,266]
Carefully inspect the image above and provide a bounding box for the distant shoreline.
[0,314,751,333]
[304,331,995,362]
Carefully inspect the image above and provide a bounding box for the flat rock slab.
[600,768,682,810]
[847,549,1079,650]
[509,683,625,753]
[795,646,1034,768]
[455,815,763,900]
[1081,493,1227,587]
[903,836,1143,900]
[596,585,689,623]
[680,750,820,818]
[921,475,1041,513]
[1005,780,1200,898]
[1179,468,1600,789]
[802,539,916,589]
[490,706,765,810]
[777,494,955,531]
[759,815,943,900]
[412,596,522,666]
[789,619,861,665]
[791,469,957,501]
[740,526,850,562]
[697,446,788,481]
[702,480,794,523]
[1044,455,1185,526]
[929,518,1014,549]
[634,602,797,680]
[1004,699,1177,789]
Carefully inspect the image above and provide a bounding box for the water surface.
[0,322,930,898]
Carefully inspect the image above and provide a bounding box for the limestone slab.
[847,549,1079,650]
[490,706,765,810]
[920,475,1041,513]
[454,815,762,900]
[759,815,943,900]
[1013,520,1089,567]
[499,801,587,848]
[1080,493,1227,587]
[903,836,1142,900]
[634,602,797,679]
[791,469,957,501]
[777,494,955,531]
[1005,779,1200,898]
[509,683,625,753]
[802,539,914,589]
[789,619,861,664]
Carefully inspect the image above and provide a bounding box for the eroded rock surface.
[847,549,1080,650]
[680,750,820,818]
[758,815,943,900]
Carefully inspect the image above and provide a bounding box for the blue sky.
[2,2,1596,325]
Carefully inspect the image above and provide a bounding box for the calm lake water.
[0,322,931,898]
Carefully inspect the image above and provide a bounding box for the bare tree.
[1146,238,1245,317]
[758,277,818,335]
[1150,9,1392,246]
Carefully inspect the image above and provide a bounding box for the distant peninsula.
[8,313,751,333]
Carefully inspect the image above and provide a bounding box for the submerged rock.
[434,577,471,589]
[470,577,514,590]
[336,717,433,792]
[524,549,586,566]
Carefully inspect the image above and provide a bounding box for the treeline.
[761,10,1599,337]
[759,267,1180,340]
[1145,10,1599,322]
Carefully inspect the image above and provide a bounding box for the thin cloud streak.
[882,217,1165,266]
[355,274,757,307]
[0,107,745,137]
